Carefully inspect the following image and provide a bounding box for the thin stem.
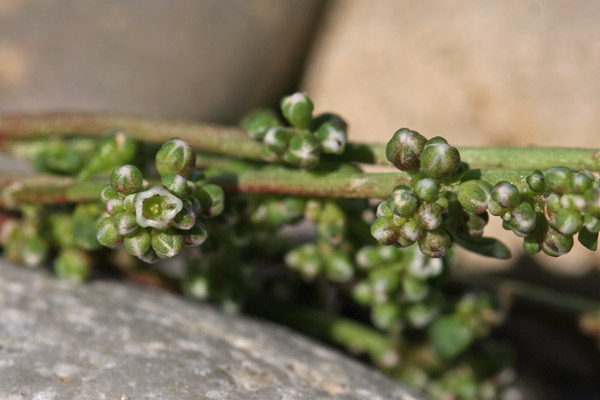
[0,168,542,207]
[1,113,599,171]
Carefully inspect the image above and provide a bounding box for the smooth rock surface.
[0,261,423,400]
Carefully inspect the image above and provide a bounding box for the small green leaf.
[578,228,598,251]
[428,316,474,361]
[453,234,511,259]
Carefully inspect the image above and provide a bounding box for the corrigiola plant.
[1,92,599,399]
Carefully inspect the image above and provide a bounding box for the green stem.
[1,113,599,170]
[0,168,543,207]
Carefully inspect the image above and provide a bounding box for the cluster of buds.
[241,92,348,169]
[352,245,447,330]
[372,128,463,258]
[96,139,223,262]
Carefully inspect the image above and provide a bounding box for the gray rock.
[0,261,423,400]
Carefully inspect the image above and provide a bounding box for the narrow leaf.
[578,228,598,251]
[453,234,511,259]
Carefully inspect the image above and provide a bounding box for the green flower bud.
[509,201,536,234]
[356,246,385,270]
[406,301,437,328]
[525,170,546,193]
[584,187,600,217]
[371,302,400,330]
[418,229,451,258]
[172,204,196,230]
[100,185,122,203]
[541,227,573,256]
[546,192,561,213]
[285,244,322,280]
[308,112,347,132]
[487,200,505,217]
[114,211,138,236]
[184,195,202,216]
[184,220,209,246]
[399,218,423,242]
[584,213,600,233]
[571,171,594,194]
[184,272,211,300]
[387,185,418,216]
[155,138,196,178]
[280,92,314,129]
[284,132,321,169]
[196,183,225,217]
[435,196,449,213]
[414,178,439,202]
[54,248,92,282]
[123,227,152,257]
[134,186,183,230]
[261,145,281,162]
[96,217,123,248]
[408,250,444,278]
[162,174,188,197]
[416,203,443,231]
[371,217,400,246]
[264,126,292,154]
[545,166,573,194]
[187,170,207,188]
[428,317,474,361]
[554,208,583,235]
[465,211,488,238]
[420,137,461,179]
[105,198,125,216]
[314,122,346,154]
[110,165,143,195]
[240,108,281,141]
[385,128,427,171]
[560,193,586,212]
[72,203,103,251]
[458,180,492,214]
[78,129,137,180]
[21,236,49,267]
[352,281,373,305]
[396,235,415,248]
[492,181,521,209]
[151,228,184,258]
[403,276,429,302]
[123,194,136,213]
[49,214,75,247]
[376,201,394,218]
[325,251,354,283]
[523,233,541,255]
[139,249,160,264]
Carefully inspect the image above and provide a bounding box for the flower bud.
[134,186,183,230]
[458,180,492,214]
[21,236,49,267]
[435,196,449,213]
[414,178,439,202]
[124,227,152,257]
[196,183,225,217]
[541,227,573,256]
[523,233,541,255]
[465,211,489,238]
[308,112,347,132]
[184,220,209,246]
[54,248,92,282]
[123,194,136,213]
[110,165,143,195]
[139,249,160,264]
[106,198,125,216]
[184,195,202,216]
[416,203,443,230]
[187,170,207,189]
[72,203,103,251]
[280,92,314,129]
[239,108,281,140]
[284,132,321,169]
[352,281,374,305]
[325,251,354,283]
[546,192,561,213]
[151,228,184,258]
[78,129,137,180]
[403,276,429,302]
[584,213,600,233]
[155,138,196,178]
[162,174,188,197]
[356,246,385,270]
[492,181,521,209]
[487,200,505,217]
[406,301,437,328]
[371,302,400,330]
[428,316,474,360]
[387,185,418,216]
[571,171,594,194]
[526,170,545,193]
[420,137,461,179]
[100,185,122,203]
[545,167,573,194]
[264,127,292,154]
[385,128,427,171]
[114,211,138,236]
[584,187,600,217]
[172,204,196,230]
[555,208,583,235]
[96,217,123,248]
[560,193,586,212]
[376,201,394,218]
[314,122,346,154]
[418,229,452,258]
[509,201,536,234]
[261,145,281,162]
[371,217,400,246]
[400,218,423,242]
